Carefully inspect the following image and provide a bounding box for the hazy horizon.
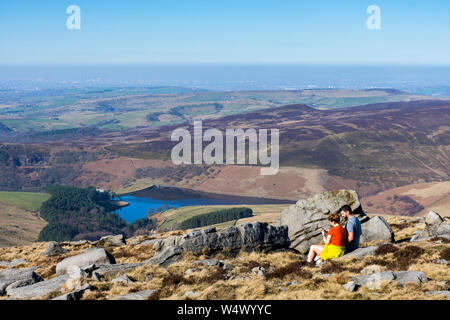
[1,65,450,93]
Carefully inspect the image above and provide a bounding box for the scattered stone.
[0,267,42,295]
[93,234,126,247]
[52,283,93,300]
[251,267,266,279]
[112,274,134,285]
[351,270,428,288]
[352,271,395,288]
[185,291,201,298]
[425,291,450,299]
[280,287,288,292]
[146,245,183,267]
[67,240,89,246]
[343,281,359,292]
[433,259,448,265]
[114,289,157,300]
[193,259,224,268]
[7,275,69,300]
[280,190,369,253]
[411,211,450,242]
[0,259,28,267]
[291,280,299,286]
[393,271,428,285]
[284,281,291,287]
[94,263,144,277]
[360,265,384,275]
[319,273,331,279]
[185,268,198,275]
[56,248,116,275]
[65,265,88,291]
[41,242,69,256]
[360,216,394,243]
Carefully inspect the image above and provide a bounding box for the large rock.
[147,246,183,267]
[153,222,290,255]
[352,271,395,287]
[56,248,116,275]
[92,234,126,247]
[337,245,379,260]
[394,271,428,285]
[351,270,428,289]
[360,216,394,243]
[0,267,43,295]
[7,275,69,300]
[280,190,368,253]
[52,283,93,300]
[94,263,144,277]
[41,242,69,256]
[411,211,450,242]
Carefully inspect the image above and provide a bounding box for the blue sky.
[0,0,449,65]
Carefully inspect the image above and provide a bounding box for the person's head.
[338,205,352,219]
[328,212,341,226]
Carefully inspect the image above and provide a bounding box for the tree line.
[38,185,156,241]
[179,207,253,230]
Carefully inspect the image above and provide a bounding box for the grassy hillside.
[0,191,50,212]
[0,202,47,247]
[159,204,290,230]
[0,214,448,300]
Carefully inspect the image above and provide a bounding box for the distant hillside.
[362,181,450,217]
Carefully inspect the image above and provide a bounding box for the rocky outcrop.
[92,234,127,247]
[152,222,290,256]
[411,211,450,242]
[56,248,116,275]
[147,246,183,267]
[360,216,395,243]
[7,275,69,299]
[280,190,369,253]
[0,267,42,295]
[41,242,69,256]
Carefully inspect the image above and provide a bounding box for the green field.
[160,204,289,230]
[0,191,51,212]
[0,87,431,134]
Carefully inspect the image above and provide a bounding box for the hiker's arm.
[324,235,331,245]
[347,231,354,243]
